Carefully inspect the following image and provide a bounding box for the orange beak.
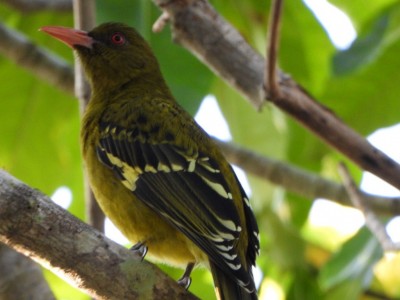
[40,26,94,49]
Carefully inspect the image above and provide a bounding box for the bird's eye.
[111,32,126,45]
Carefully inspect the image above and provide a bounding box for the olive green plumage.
[43,22,259,300]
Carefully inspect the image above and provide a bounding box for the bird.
[41,22,260,300]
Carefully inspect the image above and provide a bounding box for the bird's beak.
[40,26,94,49]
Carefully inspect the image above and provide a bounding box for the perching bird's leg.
[177,262,195,290]
[130,242,148,260]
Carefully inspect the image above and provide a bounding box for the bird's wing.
[233,171,260,266]
[96,117,255,290]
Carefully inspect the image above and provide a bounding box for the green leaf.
[323,279,365,300]
[322,39,400,135]
[333,13,389,75]
[97,0,143,28]
[319,227,383,290]
[287,269,322,300]
[0,62,84,216]
[262,210,307,270]
[330,0,397,29]
[43,269,90,300]
[281,1,335,94]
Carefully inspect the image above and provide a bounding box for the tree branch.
[72,0,94,108]
[338,163,400,252]
[265,0,283,99]
[0,0,72,12]
[0,169,198,300]
[0,23,74,93]
[216,140,400,216]
[71,0,105,234]
[152,0,400,191]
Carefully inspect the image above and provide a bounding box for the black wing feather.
[97,122,257,290]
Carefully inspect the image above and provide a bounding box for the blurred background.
[1,0,400,299]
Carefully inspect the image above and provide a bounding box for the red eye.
[111,32,126,45]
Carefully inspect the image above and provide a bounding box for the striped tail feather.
[210,261,258,300]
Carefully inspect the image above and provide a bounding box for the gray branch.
[0,170,198,300]
[0,23,74,93]
[216,140,400,216]
[338,163,400,251]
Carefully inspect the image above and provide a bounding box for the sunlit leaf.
[330,0,397,29]
[319,227,383,290]
[333,12,389,75]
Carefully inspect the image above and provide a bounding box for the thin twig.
[216,140,400,216]
[72,0,94,109]
[338,162,400,252]
[72,0,105,232]
[265,0,283,99]
[0,23,74,93]
[153,11,170,33]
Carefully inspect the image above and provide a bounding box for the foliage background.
[1,0,400,299]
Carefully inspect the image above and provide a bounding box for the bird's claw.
[177,275,192,290]
[130,242,148,260]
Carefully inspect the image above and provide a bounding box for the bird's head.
[41,22,160,92]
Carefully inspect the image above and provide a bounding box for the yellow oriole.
[41,22,260,300]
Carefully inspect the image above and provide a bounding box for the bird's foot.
[130,242,148,260]
[177,276,191,290]
[177,262,195,290]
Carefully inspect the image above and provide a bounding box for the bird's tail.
[210,262,258,300]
